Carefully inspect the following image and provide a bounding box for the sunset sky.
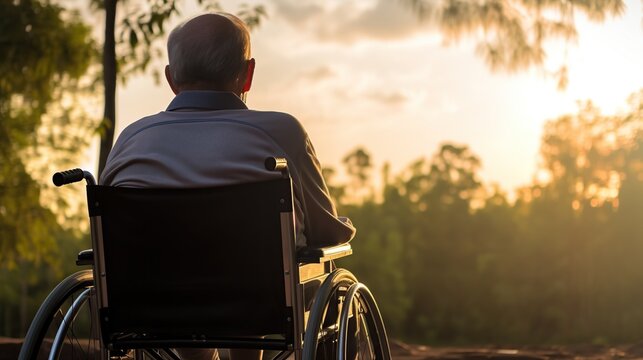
[112,0,643,194]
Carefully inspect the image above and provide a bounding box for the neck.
[178,82,238,95]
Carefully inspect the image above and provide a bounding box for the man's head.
[165,13,255,96]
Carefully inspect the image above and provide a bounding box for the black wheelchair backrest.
[86,178,301,350]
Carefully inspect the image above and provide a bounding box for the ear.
[242,58,255,93]
[165,65,180,95]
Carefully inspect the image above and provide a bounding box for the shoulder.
[242,110,303,126]
[241,110,308,138]
[113,112,170,145]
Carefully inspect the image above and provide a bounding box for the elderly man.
[100,12,355,360]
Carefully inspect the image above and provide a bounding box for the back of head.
[167,13,251,91]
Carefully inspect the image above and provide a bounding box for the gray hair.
[167,13,251,89]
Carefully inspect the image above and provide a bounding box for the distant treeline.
[334,90,643,345]
[1,91,641,344]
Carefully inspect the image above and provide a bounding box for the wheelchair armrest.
[76,249,94,266]
[297,243,352,264]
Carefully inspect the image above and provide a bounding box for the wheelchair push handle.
[265,157,288,172]
[52,169,95,186]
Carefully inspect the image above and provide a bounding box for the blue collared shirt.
[101,91,355,247]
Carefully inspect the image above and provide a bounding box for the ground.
[3,337,643,360]
[388,340,643,359]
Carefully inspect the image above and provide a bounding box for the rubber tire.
[337,283,391,360]
[303,269,357,360]
[19,270,94,360]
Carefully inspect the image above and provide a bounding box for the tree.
[322,166,347,206]
[401,144,482,213]
[310,92,643,343]
[0,0,94,269]
[610,93,643,338]
[342,147,374,202]
[406,0,625,88]
[538,100,634,210]
[509,90,643,342]
[0,0,95,335]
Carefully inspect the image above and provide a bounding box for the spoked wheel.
[303,269,391,360]
[19,270,104,360]
[337,284,390,360]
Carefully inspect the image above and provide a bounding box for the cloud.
[271,1,325,27]
[271,0,432,43]
[366,90,408,106]
[298,66,336,82]
[330,87,408,108]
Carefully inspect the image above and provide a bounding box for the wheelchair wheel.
[19,270,103,360]
[303,269,391,360]
[337,284,390,360]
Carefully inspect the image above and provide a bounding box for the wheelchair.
[19,158,391,360]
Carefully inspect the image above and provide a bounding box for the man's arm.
[296,136,356,248]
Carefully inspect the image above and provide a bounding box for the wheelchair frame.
[19,159,391,360]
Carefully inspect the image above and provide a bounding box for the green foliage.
[0,0,96,336]
[342,147,375,202]
[91,0,267,84]
[328,89,643,344]
[0,0,94,179]
[405,0,625,88]
[0,0,94,268]
[338,200,412,335]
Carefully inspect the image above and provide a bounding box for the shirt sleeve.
[296,135,356,248]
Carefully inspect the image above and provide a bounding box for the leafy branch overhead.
[407,0,625,88]
[91,0,267,84]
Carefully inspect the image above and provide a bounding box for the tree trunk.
[98,0,118,178]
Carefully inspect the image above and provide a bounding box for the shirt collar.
[166,91,248,111]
